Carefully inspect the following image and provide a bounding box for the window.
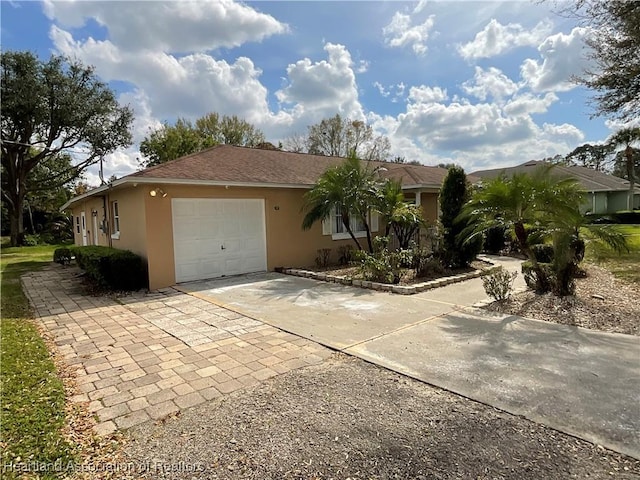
[333,205,365,235]
[111,201,120,239]
[76,216,80,234]
[323,206,377,240]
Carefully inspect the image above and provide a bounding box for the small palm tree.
[302,154,381,252]
[460,166,581,266]
[460,164,627,295]
[608,127,640,210]
[376,180,425,249]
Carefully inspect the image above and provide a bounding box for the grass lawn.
[585,224,640,285]
[1,241,76,479]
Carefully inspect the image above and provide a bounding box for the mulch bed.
[485,264,640,336]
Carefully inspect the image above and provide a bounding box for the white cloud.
[41,1,592,177]
[382,3,436,56]
[604,118,640,132]
[356,60,369,74]
[373,82,390,97]
[461,67,519,102]
[275,43,364,122]
[43,0,287,53]
[365,79,583,173]
[520,27,592,92]
[407,85,448,104]
[398,99,536,151]
[503,92,558,116]
[50,26,275,125]
[542,122,584,143]
[458,18,553,60]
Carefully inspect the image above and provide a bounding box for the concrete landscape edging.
[283,255,499,295]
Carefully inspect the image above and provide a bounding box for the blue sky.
[2,0,620,185]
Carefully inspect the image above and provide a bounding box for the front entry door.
[80,211,88,246]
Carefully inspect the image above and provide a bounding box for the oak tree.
[1,51,133,245]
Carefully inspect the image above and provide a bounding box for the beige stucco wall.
[108,188,148,258]
[420,192,439,222]
[70,197,109,247]
[70,184,440,290]
[70,187,147,256]
[143,184,373,289]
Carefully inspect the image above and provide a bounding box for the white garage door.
[172,198,267,283]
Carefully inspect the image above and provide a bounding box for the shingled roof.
[472,160,640,193]
[61,145,451,210]
[127,144,448,188]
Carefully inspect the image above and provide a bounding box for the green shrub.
[315,248,331,268]
[483,226,506,254]
[395,247,415,268]
[521,261,554,293]
[416,257,445,279]
[531,244,554,263]
[585,211,640,224]
[22,234,41,246]
[440,166,482,268]
[354,237,403,284]
[337,245,354,265]
[482,266,517,301]
[411,246,444,279]
[70,246,147,291]
[53,247,72,266]
[106,250,146,291]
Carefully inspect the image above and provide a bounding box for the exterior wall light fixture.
[149,188,167,198]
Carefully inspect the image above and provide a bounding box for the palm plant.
[460,165,627,295]
[460,166,580,267]
[375,179,425,248]
[302,154,381,252]
[608,127,640,210]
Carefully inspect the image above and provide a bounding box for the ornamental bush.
[482,266,518,302]
[69,246,147,291]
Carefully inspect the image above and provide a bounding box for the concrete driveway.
[179,268,640,460]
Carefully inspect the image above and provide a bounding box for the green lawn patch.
[585,224,640,285]
[1,242,76,479]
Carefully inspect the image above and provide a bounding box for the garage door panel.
[201,222,222,239]
[173,200,197,217]
[175,262,200,282]
[174,240,200,261]
[200,260,222,277]
[172,198,267,283]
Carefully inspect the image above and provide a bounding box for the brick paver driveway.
[22,265,330,435]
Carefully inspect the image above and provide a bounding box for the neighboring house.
[472,160,640,214]
[62,145,449,289]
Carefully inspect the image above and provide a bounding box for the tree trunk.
[514,221,551,293]
[342,214,363,251]
[364,221,373,253]
[627,145,635,210]
[9,195,25,246]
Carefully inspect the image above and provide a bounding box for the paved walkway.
[22,266,331,436]
[180,257,640,460]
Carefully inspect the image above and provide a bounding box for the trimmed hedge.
[585,211,640,224]
[69,246,147,291]
[53,247,72,265]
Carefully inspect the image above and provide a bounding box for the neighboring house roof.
[471,160,640,193]
[61,145,450,210]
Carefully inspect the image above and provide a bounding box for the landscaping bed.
[485,264,640,336]
[285,259,493,294]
